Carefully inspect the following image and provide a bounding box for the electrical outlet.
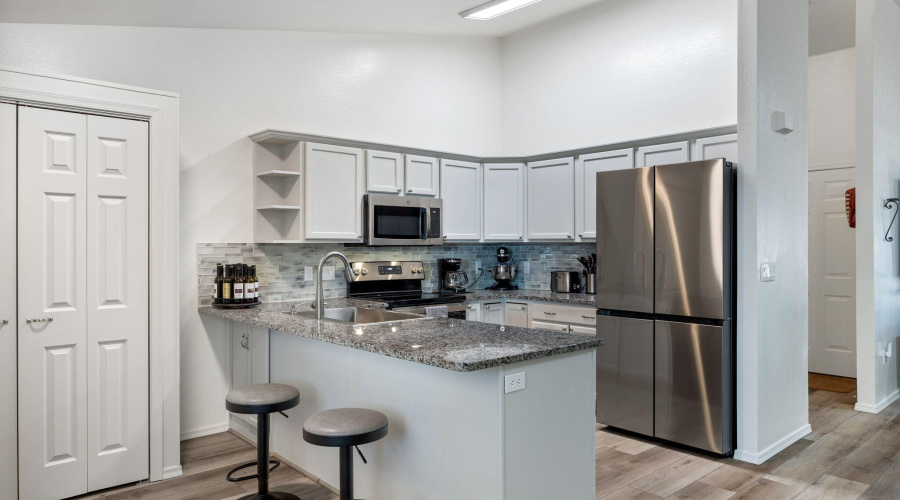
[760,262,776,282]
[475,260,482,271]
[522,261,531,274]
[323,265,335,280]
[304,266,314,282]
[505,372,526,394]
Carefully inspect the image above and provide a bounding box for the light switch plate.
[760,262,776,282]
[323,265,335,280]
[304,266,314,282]
[505,372,526,394]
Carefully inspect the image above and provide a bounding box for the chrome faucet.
[315,251,355,319]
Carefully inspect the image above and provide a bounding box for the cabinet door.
[575,149,633,240]
[305,142,364,240]
[530,320,570,333]
[636,141,689,167]
[484,163,525,241]
[570,325,596,336]
[0,103,15,500]
[440,159,482,241]
[405,154,439,196]
[466,302,483,322]
[527,157,575,240]
[366,150,404,194]
[695,134,738,163]
[482,302,504,325]
[504,302,529,328]
[18,107,89,500]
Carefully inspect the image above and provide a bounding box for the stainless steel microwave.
[364,194,443,246]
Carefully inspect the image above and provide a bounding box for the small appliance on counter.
[550,271,582,293]
[438,258,469,293]
[486,247,518,291]
[212,263,262,308]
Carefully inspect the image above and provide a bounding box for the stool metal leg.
[339,446,353,500]
[257,413,270,495]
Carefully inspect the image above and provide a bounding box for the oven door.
[392,303,467,319]
[366,194,442,246]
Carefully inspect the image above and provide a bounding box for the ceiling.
[809,0,856,56]
[0,0,605,38]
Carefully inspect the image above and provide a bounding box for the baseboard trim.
[273,452,339,496]
[856,389,900,414]
[161,465,183,480]
[180,423,229,441]
[733,423,812,465]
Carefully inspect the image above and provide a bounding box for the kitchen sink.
[285,307,429,325]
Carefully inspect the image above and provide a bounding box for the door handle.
[26,317,53,324]
[0,320,7,326]
[240,332,249,350]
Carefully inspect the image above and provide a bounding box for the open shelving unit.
[253,140,304,242]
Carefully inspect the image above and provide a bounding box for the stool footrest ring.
[225,459,281,482]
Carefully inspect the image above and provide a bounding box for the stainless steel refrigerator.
[595,158,735,455]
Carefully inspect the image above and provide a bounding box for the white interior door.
[86,115,149,491]
[0,103,17,500]
[808,167,856,378]
[18,106,90,500]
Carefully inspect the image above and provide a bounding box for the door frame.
[0,66,181,482]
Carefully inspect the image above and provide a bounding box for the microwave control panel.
[428,208,441,239]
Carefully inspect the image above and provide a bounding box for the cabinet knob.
[397,189,402,193]
[0,320,7,326]
[467,306,474,310]
[443,235,447,239]
[567,234,573,239]
[578,234,583,238]
[521,306,526,310]
[408,189,413,193]
[26,317,53,324]
[518,236,523,240]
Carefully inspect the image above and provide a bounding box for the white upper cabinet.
[527,157,575,241]
[440,159,482,241]
[636,141,689,167]
[366,150,404,194]
[484,163,526,241]
[304,142,364,241]
[575,149,634,240]
[695,134,738,163]
[405,155,440,196]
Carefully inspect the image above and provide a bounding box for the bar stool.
[226,383,301,500]
[303,408,389,500]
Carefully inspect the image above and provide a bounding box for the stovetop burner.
[351,291,467,308]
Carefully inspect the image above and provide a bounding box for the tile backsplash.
[197,242,594,305]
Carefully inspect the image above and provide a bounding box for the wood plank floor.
[73,388,900,500]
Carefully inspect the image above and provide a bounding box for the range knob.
[418,267,425,273]
[361,268,368,275]
[353,269,361,276]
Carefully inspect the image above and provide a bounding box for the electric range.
[346,261,468,318]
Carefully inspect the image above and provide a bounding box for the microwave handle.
[421,207,429,239]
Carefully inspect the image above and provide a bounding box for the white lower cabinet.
[569,325,597,336]
[304,142,364,241]
[527,157,575,240]
[482,302,504,325]
[504,302,529,327]
[531,320,572,333]
[231,322,270,435]
[466,302,483,322]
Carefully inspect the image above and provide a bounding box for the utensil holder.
[584,274,596,294]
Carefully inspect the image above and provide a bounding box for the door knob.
[26,317,53,324]
[0,320,7,326]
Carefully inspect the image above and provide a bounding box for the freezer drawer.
[654,320,732,454]
[596,315,653,435]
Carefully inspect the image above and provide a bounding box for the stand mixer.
[486,247,518,291]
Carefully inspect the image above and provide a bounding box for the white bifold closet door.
[17,107,149,499]
[0,103,18,500]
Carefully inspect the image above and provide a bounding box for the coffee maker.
[438,258,469,293]
[486,247,518,291]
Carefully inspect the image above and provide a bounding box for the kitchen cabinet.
[527,157,575,240]
[440,159,483,241]
[504,302,529,328]
[695,134,738,163]
[0,104,15,500]
[366,150,404,194]
[575,149,634,240]
[482,302,504,325]
[530,320,571,333]
[636,141,689,168]
[570,325,597,336]
[405,155,440,196]
[483,163,526,241]
[231,322,270,431]
[466,302,483,322]
[304,142,364,241]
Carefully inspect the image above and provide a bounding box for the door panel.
[636,141,689,168]
[366,150,403,194]
[483,163,525,241]
[595,167,654,313]
[695,135,737,163]
[86,115,149,491]
[595,316,653,435]
[654,320,726,453]
[440,159,482,241]
[305,142,364,240]
[809,168,856,377]
[405,155,439,196]
[576,148,634,240]
[526,157,575,240]
[0,103,16,500]
[18,106,89,500]
[654,160,726,319]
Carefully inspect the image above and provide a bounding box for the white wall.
[499,0,737,155]
[734,0,810,464]
[855,0,900,413]
[809,48,856,168]
[0,23,503,438]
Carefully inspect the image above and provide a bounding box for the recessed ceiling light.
[459,0,543,20]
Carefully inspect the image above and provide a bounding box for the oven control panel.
[349,261,425,281]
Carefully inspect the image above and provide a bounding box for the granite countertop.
[464,289,597,306]
[198,298,601,372]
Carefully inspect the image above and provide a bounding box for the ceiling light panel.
[460,0,543,20]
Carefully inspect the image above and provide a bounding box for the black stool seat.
[226,383,300,415]
[303,408,388,447]
[225,383,301,500]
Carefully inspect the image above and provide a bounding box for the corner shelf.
[254,140,304,243]
[257,170,302,179]
[257,205,301,211]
